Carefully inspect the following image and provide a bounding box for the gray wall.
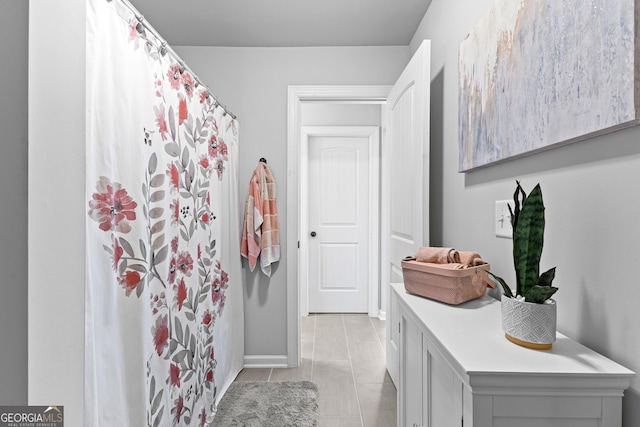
[412,0,640,425]
[176,46,409,358]
[301,103,381,126]
[0,0,28,405]
[29,1,86,425]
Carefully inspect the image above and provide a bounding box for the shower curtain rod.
[109,0,238,120]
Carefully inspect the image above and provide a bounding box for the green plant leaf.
[487,271,513,298]
[513,183,544,296]
[539,267,556,287]
[511,180,526,231]
[524,285,558,303]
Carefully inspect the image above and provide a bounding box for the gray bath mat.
[213,381,319,426]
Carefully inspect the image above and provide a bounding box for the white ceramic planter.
[501,295,557,350]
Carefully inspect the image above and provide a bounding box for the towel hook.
[259,157,267,164]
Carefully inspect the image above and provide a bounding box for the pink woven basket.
[401,258,495,305]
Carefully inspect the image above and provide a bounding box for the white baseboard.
[378,310,387,321]
[243,354,289,368]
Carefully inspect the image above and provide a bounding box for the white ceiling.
[128,0,432,47]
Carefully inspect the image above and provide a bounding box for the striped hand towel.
[241,162,280,276]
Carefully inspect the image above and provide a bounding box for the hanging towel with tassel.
[241,162,280,276]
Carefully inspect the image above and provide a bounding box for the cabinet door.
[387,285,400,385]
[400,309,423,427]
[425,340,463,427]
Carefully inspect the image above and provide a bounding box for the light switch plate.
[495,200,513,238]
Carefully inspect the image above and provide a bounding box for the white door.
[306,127,378,313]
[385,40,431,384]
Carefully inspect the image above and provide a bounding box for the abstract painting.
[458,0,640,171]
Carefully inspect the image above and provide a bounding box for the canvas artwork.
[458,0,640,172]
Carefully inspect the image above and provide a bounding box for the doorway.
[301,126,380,314]
[287,42,431,369]
[286,85,391,367]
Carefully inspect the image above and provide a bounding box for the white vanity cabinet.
[389,283,634,427]
[398,299,463,427]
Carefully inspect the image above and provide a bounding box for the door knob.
[310,231,317,237]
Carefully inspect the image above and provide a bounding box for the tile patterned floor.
[234,313,396,426]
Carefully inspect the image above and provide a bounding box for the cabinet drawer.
[493,395,601,419]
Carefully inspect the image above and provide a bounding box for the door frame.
[286,85,391,367]
[300,125,380,317]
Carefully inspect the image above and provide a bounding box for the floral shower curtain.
[85,1,244,425]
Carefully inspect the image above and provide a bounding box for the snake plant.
[489,181,558,303]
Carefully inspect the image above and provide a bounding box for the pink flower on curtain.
[170,236,179,254]
[207,135,219,158]
[154,74,164,98]
[88,176,138,233]
[128,20,138,41]
[154,104,168,141]
[168,258,177,284]
[170,199,179,225]
[198,408,207,427]
[166,64,195,98]
[178,94,188,125]
[211,286,221,305]
[167,64,182,91]
[199,90,208,104]
[126,18,147,51]
[200,212,210,225]
[202,310,212,326]
[199,155,210,172]
[217,139,229,161]
[169,363,180,388]
[167,163,180,192]
[176,252,194,276]
[181,72,195,98]
[175,278,187,311]
[172,394,185,424]
[220,269,229,290]
[111,237,123,271]
[152,314,169,356]
[119,270,141,296]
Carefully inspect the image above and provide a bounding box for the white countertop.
[391,282,635,391]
